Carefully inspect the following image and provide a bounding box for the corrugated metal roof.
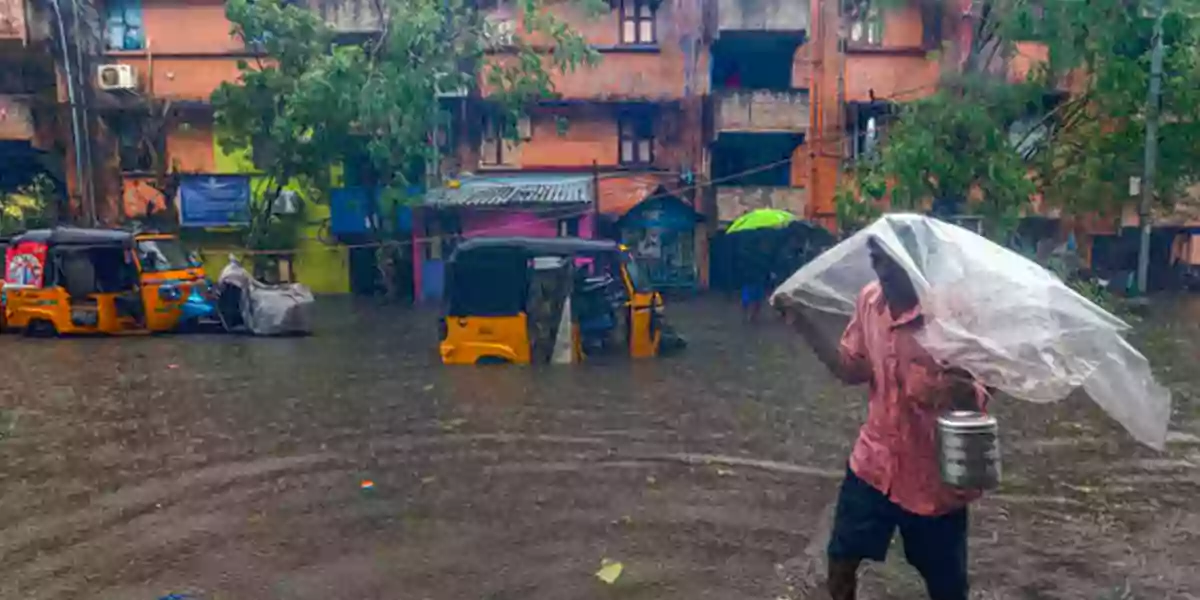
[424,174,593,207]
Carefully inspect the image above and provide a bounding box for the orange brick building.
[414,0,712,299]
[35,0,1195,294]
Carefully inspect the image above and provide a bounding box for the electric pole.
[1136,0,1166,295]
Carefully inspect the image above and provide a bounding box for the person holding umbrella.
[727,209,797,323]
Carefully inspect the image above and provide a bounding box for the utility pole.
[1136,0,1166,294]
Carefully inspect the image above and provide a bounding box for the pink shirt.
[839,281,989,516]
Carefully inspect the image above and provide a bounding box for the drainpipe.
[48,0,92,226]
[69,0,97,224]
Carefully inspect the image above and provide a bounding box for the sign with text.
[179,175,251,228]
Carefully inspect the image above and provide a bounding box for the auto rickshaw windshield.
[137,238,191,273]
[621,250,652,292]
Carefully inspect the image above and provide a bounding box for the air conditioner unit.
[97,64,137,93]
[436,85,469,99]
[271,189,301,215]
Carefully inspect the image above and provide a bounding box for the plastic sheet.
[218,257,315,336]
[770,214,1171,449]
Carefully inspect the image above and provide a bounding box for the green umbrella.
[726,208,796,233]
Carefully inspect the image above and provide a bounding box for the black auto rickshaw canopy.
[445,237,625,317]
[10,227,135,248]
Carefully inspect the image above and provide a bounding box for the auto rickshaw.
[439,237,678,365]
[2,227,215,335]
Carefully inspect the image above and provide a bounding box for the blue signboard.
[179,175,251,228]
[330,187,375,235]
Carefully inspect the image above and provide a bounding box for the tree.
[1,174,56,235]
[211,0,602,250]
[837,0,1200,238]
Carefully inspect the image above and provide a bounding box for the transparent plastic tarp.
[770,214,1171,449]
[218,257,315,336]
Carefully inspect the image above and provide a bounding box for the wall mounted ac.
[97,64,138,93]
[272,189,302,215]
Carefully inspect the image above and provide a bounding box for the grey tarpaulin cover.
[770,214,1171,449]
[218,256,315,336]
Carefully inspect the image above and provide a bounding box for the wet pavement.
[0,296,1198,600]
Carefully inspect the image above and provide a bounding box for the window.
[104,0,145,51]
[480,113,530,167]
[618,114,654,165]
[846,102,894,162]
[619,0,656,45]
[110,113,155,173]
[557,217,581,237]
[136,239,191,273]
[848,6,884,46]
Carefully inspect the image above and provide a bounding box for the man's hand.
[943,366,982,411]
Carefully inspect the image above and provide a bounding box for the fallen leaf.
[595,559,624,584]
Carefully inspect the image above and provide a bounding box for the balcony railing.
[717,0,809,34]
[715,89,810,134]
[305,0,383,34]
[716,186,807,222]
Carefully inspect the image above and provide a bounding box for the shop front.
[615,193,703,290]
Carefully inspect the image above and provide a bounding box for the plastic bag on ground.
[770,214,1171,449]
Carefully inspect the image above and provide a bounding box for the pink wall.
[412,206,598,303]
[460,208,595,239]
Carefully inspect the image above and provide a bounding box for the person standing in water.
[788,236,988,600]
[739,237,773,323]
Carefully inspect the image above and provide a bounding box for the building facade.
[413,0,711,301]
[20,0,1200,295]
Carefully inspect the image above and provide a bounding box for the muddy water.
[0,297,1197,600]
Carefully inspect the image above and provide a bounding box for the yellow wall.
[198,133,351,294]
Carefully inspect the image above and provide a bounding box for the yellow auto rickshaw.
[439,237,681,365]
[2,227,215,335]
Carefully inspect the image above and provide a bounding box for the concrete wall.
[716,0,809,33]
[715,89,810,133]
[715,185,807,221]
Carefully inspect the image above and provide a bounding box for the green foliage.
[843,0,1200,237]
[834,167,883,233]
[1,175,54,235]
[212,0,599,244]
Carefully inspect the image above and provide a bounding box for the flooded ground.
[0,296,1197,600]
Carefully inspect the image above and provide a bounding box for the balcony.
[715,89,809,134]
[305,0,383,34]
[716,0,808,35]
[0,0,26,43]
[716,186,807,222]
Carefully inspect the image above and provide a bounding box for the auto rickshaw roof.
[11,227,135,246]
[450,237,621,261]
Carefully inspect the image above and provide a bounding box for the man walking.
[788,236,988,600]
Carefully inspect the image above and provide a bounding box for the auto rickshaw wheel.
[25,319,58,338]
[475,356,513,366]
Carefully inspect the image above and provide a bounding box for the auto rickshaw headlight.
[158,284,183,301]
